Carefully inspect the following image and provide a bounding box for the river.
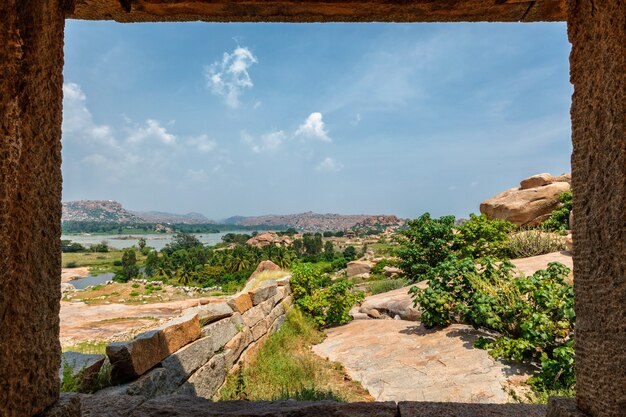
[61,232,231,251]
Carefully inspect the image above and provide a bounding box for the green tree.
[138,237,147,251]
[117,249,139,282]
[394,213,456,283]
[144,251,159,277]
[342,245,357,261]
[323,241,335,261]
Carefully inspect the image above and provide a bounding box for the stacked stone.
[76,278,291,399]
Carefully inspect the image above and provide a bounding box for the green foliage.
[89,241,109,253]
[413,257,575,391]
[219,308,342,401]
[129,291,140,297]
[368,278,408,295]
[541,191,573,233]
[454,214,516,260]
[342,245,357,261]
[394,213,457,283]
[65,261,78,268]
[290,264,364,326]
[274,387,343,402]
[60,362,80,393]
[507,230,566,258]
[61,240,87,253]
[163,232,203,254]
[115,249,139,283]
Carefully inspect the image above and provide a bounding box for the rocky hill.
[222,212,404,232]
[131,211,214,224]
[62,200,143,223]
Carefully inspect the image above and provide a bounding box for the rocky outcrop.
[355,285,425,321]
[249,260,281,277]
[246,232,295,248]
[347,260,375,277]
[480,173,571,226]
[96,280,292,399]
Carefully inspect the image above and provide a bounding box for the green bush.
[290,263,364,326]
[454,213,516,260]
[65,261,78,268]
[413,258,575,391]
[394,213,457,283]
[541,191,573,233]
[507,230,566,258]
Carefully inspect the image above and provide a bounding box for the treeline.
[61,221,288,234]
[114,232,360,293]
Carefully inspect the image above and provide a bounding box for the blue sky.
[62,21,572,220]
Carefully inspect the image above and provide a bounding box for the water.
[61,232,230,251]
[70,272,115,289]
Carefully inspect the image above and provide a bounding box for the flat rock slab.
[359,284,425,321]
[510,251,573,280]
[313,320,532,403]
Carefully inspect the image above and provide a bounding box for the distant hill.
[221,212,404,232]
[62,200,214,224]
[131,211,214,225]
[62,200,144,223]
[63,200,403,231]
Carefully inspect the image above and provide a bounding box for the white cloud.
[295,112,331,142]
[241,130,285,153]
[206,46,258,109]
[187,169,209,182]
[127,119,176,145]
[188,134,217,152]
[316,157,344,173]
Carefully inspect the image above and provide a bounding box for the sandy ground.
[60,297,225,346]
[61,267,90,283]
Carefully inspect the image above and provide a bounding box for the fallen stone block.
[107,330,170,383]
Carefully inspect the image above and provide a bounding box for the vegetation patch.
[218,308,371,402]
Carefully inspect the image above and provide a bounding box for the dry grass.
[218,308,372,402]
[508,230,566,258]
[246,269,290,291]
[62,282,210,305]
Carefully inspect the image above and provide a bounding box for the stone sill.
[41,394,586,417]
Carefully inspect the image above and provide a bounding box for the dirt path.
[60,297,224,346]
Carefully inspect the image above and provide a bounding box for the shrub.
[507,230,566,258]
[129,291,140,297]
[369,278,408,295]
[65,261,78,268]
[413,258,575,391]
[541,191,573,233]
[454,213,516,260]
[290,263,364,326]
[394,213,457,283]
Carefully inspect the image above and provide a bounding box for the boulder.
[359,285,424,321]
[227,293,253,314]
[347,260,375,277]
[382,266,403,277]
[480,174,571,226]
[250,260,281,277]
[565,233,574,252]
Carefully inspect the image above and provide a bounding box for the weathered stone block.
[276,276,291,286]
[242,298,274,328]
[156,313,201,353]
[129,397,397,417]
[39,394,81,417]
[399,402,547,417]
[188,302,233,326]
[546,397,590,417]
[227,293,253,314]
[200,313,243,345]
[250,317,270,341]
[107,330,170,383]
[183,353,228,399]
[223,329,252,367]
[249,283,277,305]
[80,394,146,417]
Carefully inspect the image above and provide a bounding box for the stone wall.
[92,278,292,400]
[0,0,67,416]
[566,1,626,416]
